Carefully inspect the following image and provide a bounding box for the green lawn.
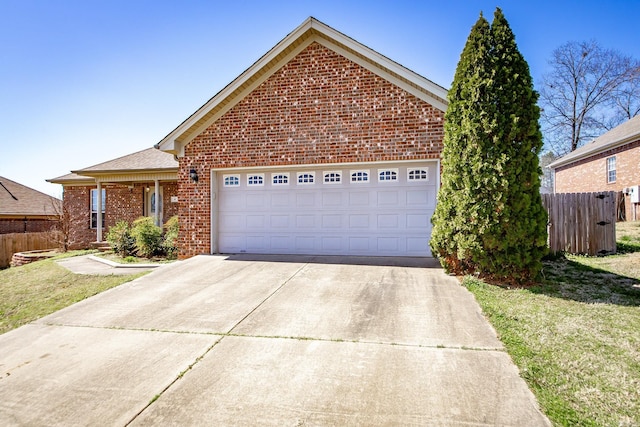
[0,251,147,335]
[466,222,640,426]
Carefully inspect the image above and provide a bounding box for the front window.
[607,156,616,183]
[90,188,105,229]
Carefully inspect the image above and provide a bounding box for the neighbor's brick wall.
[555,138,640,219]
[178,42,446,258]
[63,183,178,249]
[0,218,58,234]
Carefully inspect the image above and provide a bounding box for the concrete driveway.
[0,255,550,426]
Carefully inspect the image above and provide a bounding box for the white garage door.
[216,162,437,257]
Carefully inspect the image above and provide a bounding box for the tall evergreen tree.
[430,8,547,283]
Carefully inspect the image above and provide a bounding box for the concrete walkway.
[56,254,160,275]
[0,255,550,426]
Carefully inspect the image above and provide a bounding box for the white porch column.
[154,179,160,226]
[96,181,103,242]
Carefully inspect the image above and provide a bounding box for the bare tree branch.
[540,40,640,155]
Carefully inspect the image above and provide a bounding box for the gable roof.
[157,17,449,157]
[0,176,61,217]
[549,115,640,169]
[71,147,178,175]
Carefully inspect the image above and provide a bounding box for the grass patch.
[0,251,147,334]
[464,225,640,426]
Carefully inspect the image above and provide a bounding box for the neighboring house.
[157,17,447,258]
[48,148,178,249]
[550,114,640,220]
[49,17,448,257]
[0,176,61,234]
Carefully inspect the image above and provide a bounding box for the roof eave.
[550,133,640,169]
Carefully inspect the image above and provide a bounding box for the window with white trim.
[607,156,616,183]
[247,174,264,186]
[297,172,315,184]
[223,175,240,187]
[378,169,398,182]
[90,188,105,229]
[408,168,428,181]
[350,170,369,183]
[272,173,289,185]
[323,171,342,184]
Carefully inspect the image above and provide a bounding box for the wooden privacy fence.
[0,232,59,268]
[542,191,617,256]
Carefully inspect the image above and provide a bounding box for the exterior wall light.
[189,168,199,183]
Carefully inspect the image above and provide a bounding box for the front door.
[146,187,163,226]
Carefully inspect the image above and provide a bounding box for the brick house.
[48,148,178,249]
[157,17,447,259]
[50,17,448,257]
[0,176,61,234]
[550,114,640,220]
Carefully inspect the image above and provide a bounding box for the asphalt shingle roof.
[73,148,178,173]
[550,115,640,168]
[0,176,61,216]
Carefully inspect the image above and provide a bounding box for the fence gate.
[542,191,617,255]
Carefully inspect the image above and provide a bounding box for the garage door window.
[408,169,428,181]
[351,170,369,183]
[247,174,264,186]
[323,171,342,184]
[297,172,315,185]
[272,173,289,185]
[224,175,240,187]
[378,169,398,182]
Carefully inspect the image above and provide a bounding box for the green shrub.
[131,217,163,258]
[106,221,136,257]
[162,215,179,260]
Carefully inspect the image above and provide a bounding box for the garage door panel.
[218,162,435,256]
[349,214,370,228]
[377,214,399,229]
[321,214,342,228]
[270,193,290,207]
[349,192,370,206]
[296,193,316,207]
[246,215,265,229]
[322,192,343,206]
[295,215,315,228]
[270,215,290,228]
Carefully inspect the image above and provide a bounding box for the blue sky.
[2,0,640,196]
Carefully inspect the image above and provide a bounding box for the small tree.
[131,217,163,258]
[430,8,547,284]
[106,221,136,257]
[162,215,179,260]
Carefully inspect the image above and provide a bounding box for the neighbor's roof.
[550,115,640,169]
[157,16,449,156]
[0,176,61,217]
[71,147,178,174]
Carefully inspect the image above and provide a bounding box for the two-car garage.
[214,161,437,257]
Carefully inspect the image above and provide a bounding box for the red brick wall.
[178,42,446,258]
[555,138,640,219]
[63,182,178,249]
